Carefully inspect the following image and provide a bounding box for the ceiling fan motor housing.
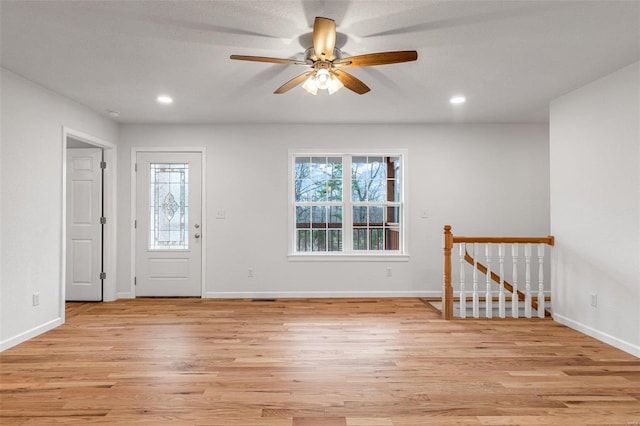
[304,47,342,64]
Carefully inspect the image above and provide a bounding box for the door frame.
[61,127,117,318]
[130,147,207,298]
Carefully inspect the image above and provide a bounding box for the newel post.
[443,225,454,320]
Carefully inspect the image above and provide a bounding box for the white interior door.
[135,152,202,297]
[66,148,103,301]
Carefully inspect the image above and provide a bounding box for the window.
[291,152,405,256]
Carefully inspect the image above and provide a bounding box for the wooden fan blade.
[333,70,370,95]
[335,51,418,67]
[230,55,307,65]
[312,17,336,61]
[274,71,314,94]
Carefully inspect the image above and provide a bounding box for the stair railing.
[442,225,554,320]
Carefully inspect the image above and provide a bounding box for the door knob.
[194,233,200,239]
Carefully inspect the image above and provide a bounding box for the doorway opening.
[62,128,117,313]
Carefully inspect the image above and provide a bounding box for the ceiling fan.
[230,17,418,95]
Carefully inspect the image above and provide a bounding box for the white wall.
[550,61,640,356]
[0,68,118,350]
[116,123,550,299]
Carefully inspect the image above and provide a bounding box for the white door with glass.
[135,152,202,297]
[66,148,103,301]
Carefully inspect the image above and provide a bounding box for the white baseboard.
[205,291,439,299]
[115,292,134,299]
[553,313,640,358]
[0,317,63,352]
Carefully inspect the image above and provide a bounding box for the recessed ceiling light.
[107,110,120,118]
[157,95,173,104]
[450,95,466,105]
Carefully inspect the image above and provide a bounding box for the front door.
[135,152,202,297]
[66,148,103,301]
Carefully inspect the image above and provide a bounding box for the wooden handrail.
[442,225,554,320]
[453,236,554,245]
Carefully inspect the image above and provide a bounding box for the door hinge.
[100,217,107,225]
[100,272,106,280]
[134,163,137,172]
[134,276,137,285]
[134,219,137,229]
[100,161,107,169]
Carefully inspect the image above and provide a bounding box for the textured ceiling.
[1,0,638,124]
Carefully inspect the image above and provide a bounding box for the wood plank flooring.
[1,298,639,425]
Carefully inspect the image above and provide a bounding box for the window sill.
[287,253,410,262]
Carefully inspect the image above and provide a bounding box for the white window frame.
[288,149,409,261]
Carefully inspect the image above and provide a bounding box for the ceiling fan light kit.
[230,17,418,96]
[301,70,344,96]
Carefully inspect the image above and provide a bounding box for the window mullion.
[343,155,353,253]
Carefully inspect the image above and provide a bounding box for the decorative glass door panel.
[149,163,189,250]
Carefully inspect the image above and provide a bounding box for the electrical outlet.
[32,292,40,306]
[420,208,429,218]
[386,267,392,277]
[248,267,254,278]
[216,209,226,219]
[590,293,597,308]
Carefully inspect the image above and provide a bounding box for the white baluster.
[524,243,532,318]
[511,244,519,318]
[485,244,493,318]
[472,243,479,318]
[459,243,466,318]
[537,243,546,318]
[498,243,506,318]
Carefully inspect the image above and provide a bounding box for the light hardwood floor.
[1,298,639,425]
